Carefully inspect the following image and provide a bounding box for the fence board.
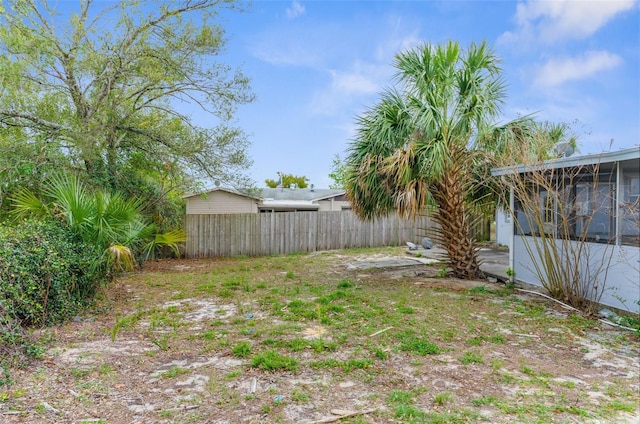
[185,211,435,258]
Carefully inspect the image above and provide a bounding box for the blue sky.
[215,0,639,188]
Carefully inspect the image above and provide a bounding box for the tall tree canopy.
[345,41,534,279]
[328,153,347,189]
[0,0,254,214]
[265,173,309,189]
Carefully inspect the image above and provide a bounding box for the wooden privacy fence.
[185,211,435,258]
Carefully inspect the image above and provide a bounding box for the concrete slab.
[477,247,510,281]
[345,245,510,281]
[346,256,439,270]
[406,246,510,281]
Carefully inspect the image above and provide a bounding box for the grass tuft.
[251,351,298,371]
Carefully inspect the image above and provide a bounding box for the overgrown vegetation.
[12,173,186,273]
[1,173,188,379]
[0,219,107,326]
[0,219,107,370]
[0,0,251,377]
[3,248,636,422]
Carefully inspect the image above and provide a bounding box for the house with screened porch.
[492,146,639,313]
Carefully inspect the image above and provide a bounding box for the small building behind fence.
[182,186,435,257]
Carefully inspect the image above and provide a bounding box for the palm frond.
[45,173,93,232]
[104,244,136,272]
[142,228,187,260]
[11,189,48,219]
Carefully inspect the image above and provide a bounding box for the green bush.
[0,219,107,327]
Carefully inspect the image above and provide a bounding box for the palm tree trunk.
[433,168,480,279]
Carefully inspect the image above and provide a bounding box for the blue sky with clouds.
[214,0,639,188]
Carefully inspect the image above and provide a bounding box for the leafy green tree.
[265,173,309,189]
[0,0,254,207]
[328,154,347,189]
[345,41,533,279]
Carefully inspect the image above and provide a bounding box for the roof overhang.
[182,187,261,200]
[491,146,640,177]
[258,200,320,210]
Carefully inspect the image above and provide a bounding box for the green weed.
[394,404,426,420]
[398,332,440,355]
[232,341,251,358]
[110,310,146,341]
[434,391,453,405]
[472,395,496,406]
[251,351,298,371]
[460,351,484,365]
[291,389,310,403]
[160,366,190,379]
[388,389,414,404]
[337,279,355,289]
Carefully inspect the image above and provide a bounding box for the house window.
[514,186,554,237]
[573,179,615,242]
[620,173,640,246]
[541,189,556,235]
[514,174,615,243]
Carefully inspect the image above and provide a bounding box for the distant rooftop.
[183,186,346,201]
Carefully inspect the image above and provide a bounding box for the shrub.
[0,219,107,327]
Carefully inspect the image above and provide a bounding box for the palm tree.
[345,41,526,279]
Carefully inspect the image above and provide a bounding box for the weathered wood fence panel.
[185,211,435,258]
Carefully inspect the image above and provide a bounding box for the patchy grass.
[251,350,298,371]
[2,247,638,423]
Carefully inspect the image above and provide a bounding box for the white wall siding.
[186,191,258,214]
[513,236,640,313]
[495,208,512,248]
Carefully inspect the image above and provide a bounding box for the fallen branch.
[160,405,200,413]
[369,327,393,337]
[597,318,638,332]
[515,288,580,312]
[515,288,639,332]
[305,407,379,423]
[515,333,540,338]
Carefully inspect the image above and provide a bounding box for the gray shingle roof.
[183,187,346,201]
[260,188,346,201]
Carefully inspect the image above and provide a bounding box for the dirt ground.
[1,249,639,423]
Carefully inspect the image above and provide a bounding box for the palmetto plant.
[345,41,530,279]
[12,174,185,274]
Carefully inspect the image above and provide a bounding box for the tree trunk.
[432,167,480,279]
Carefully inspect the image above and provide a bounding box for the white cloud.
[309,60,392,116]
[501,0,637,45]
[330,69,380,96]
[534,50,622,87]
[250,32,321,67]
[286,1,305,19]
